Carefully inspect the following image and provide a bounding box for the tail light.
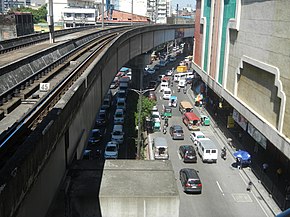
[198,183,202,187]
[185,183,191,187]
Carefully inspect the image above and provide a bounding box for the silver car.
[170,125,184,140]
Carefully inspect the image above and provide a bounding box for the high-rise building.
[117,0,171,23]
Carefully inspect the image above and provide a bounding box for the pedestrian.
[262,163,269,173]
[236,158,241,169]
[247,181,253,191]
[276,168,283,181]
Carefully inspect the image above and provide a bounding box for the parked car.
[179,145,197,163]
[190,131,206,145]
[179,168,202,194]
[147,80,158,90]
[146,68,156,74]
[104,141,119,159]
[116,89,127,100]
[169,125,184,140]
[114,108,125,125]
[169,56,177,62]
[111,125,124,144]
[95,109,107,126]
[88,128,105,145]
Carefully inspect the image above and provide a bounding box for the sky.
[172,0,196,10]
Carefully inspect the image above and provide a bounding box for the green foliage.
[134,96,156,128]
[11,4,47,23]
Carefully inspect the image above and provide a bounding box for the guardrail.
[0,25,97,54]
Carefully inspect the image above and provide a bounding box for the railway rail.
[0,27,130,170]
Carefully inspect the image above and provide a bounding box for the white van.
[163,87,172,100]
[160,81,169,92]
[153,137,169,160]
[178,79,186,88]
[111,125,124,144]
[197,138,218,163]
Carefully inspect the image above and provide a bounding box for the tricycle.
[168,96,177,107]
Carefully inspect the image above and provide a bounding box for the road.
[151,79,270,217]
[93,51,271,216]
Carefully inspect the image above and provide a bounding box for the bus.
[174,71,194,82]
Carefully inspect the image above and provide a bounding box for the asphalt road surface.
[151,78,270,217]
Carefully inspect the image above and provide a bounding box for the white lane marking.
[216,181,225,196]
[177,150,182,160]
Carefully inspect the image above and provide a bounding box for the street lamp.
[128,88,154,159]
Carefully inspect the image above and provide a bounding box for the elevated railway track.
[0,26,132,172]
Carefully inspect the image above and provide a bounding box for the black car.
[179,168,202,194]
[88,128,105,145]
[179,145,197,163]
[147,80,158,90]
[95,109,107,127]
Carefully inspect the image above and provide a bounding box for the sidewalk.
[187,89,281,216]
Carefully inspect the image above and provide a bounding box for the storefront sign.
[227,116,235,128]
[232,109,248,131]
[247,123,267,149]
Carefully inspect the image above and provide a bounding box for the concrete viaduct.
[0,25,194,217]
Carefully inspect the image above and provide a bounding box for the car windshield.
[113,131,122,135]
[115,113,123,117]
[98,114,105,119]
[92,131,100,138]
[106,146,117,152]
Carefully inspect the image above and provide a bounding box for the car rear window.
[175,130,183,134]
[188,179,201,184]
[197,135,205,138]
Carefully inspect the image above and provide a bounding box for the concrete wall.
[228,0,290,137]
[193,0,290,158]
[100,197,180,217]
[0,25,193,217]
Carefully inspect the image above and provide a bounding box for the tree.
[11,4,47,23]
[134,96,156,129]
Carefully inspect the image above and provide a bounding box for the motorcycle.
[183,88,186,94]
[164,118,168,127]
[163,126,167,134]
[221,147,227,160]
[177,87,181,92]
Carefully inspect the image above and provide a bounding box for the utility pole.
[48,0,54,43]
[131,0,133,26]
[101,0,104,28]
[175,4,179,24]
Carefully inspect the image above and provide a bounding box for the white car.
[151,111,161,123]
[166,70,173,76]
[162,87,172,100]
[190,131,206,145]
[114,108,125,125]
[111,125,124,144]
[104,141,119,159]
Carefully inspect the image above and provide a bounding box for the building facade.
[193,0,290,210]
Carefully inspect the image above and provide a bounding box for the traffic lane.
[156,93,268,217]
